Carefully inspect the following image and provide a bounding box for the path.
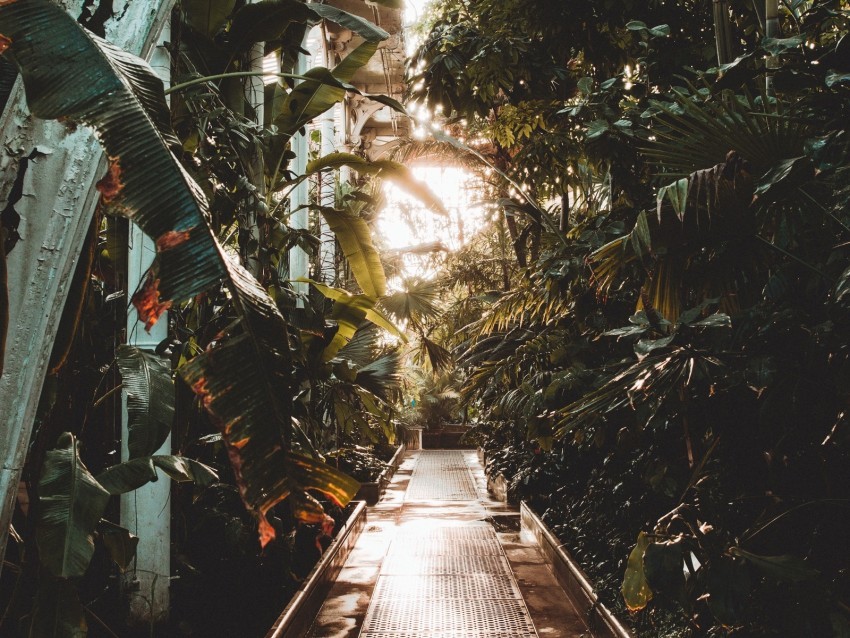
[304,450,588,637]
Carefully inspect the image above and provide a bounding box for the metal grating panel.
[405,451,477,501]
[387,538,503,556]
[380,554,511,575]
[373,574,522,600]
[361,599,538,634]
[361,634,536,638]
[394,526,493,541]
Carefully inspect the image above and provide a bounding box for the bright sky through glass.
[376,0,490,281]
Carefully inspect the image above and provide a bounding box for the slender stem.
[755,235,828,279]
[799,189,850,237]
[164,71,322,96]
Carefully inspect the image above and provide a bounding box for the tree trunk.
[0,0,176,577]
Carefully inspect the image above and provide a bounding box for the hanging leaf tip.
[131,273,172,329]
[95,157,124,203]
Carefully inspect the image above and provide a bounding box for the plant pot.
[265,500,368,638]
[520,502,634,638]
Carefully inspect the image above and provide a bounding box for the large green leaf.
[315,205,386,297]
[36,434,110,578]
[96,455,218,495]
[116,345,174,459]
[227,0,319,51]
[274,41,378,136]
[227,0,387,53]
[0,0,225,328]
[178,327,359,544]
[308,281,406,357]
[308,3,389,42]
[307,152,448,215]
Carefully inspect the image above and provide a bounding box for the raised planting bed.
[521,502,634,638]
[353,442,406,505]
[265,500,367,638]
[422,423,474,449]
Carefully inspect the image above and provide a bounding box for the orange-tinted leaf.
[156,229,192,251]
[95,157,123,203]
[131,273,172,330]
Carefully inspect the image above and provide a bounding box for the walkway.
[304,450,588,637]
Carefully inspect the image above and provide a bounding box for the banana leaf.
[96,455,217,495]
[0,0,224,328]
[274,41,378,136]
[1,0,359,546]
[307,3,389,42]
[313,204,387,297]
[228,0,387,53]
[97,520,138,573]
[36,434,110,578]
[307,151,448,215]
[116,345,173,459]
[308,280,406,359]
[178,337,359,544]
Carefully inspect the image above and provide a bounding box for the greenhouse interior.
[1,0,850,636]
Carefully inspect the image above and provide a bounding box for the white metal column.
[121,21,171,624]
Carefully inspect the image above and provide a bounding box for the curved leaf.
[96,455,218,495]
[306,152,448,215]
[0,0,225,328]
[622,531,654,611]
[308,280,406,349]
[308,3,389,42]
[98,520,138,573]
[314,205,387,297]
[36,433,110,578]
[274,41,377,136]
[116,345,173,459]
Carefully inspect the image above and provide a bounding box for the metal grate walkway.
[301,449,587,638]
[403,450,478,501]
[360,452,538,637]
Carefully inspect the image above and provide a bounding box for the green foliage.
[417,1,850,636]
[35,434,110,579]
[116,345,173,459]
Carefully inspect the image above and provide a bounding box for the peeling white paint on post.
[289,34,313,303]
[120,18,172,625]
[0,0,176,577]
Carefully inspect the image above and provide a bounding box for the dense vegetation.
[0,0,420,635]
[409,0,850,635]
